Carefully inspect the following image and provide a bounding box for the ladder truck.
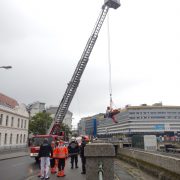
[48,0,120,136]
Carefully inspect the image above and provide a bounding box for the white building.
[46,106,73,130]
[27,101,45,117]
[97,103,180,136]
[0,93,29,149]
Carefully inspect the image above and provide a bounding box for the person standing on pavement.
[50,141,56,174]
[68,137,79,169]
[54,140,68,177]
[80,136,87,174]
[38,138,53,179]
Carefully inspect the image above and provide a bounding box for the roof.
[0,93,19,108]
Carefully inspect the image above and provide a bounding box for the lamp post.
[26,104,32,147]
[42,110,48,134]
[0,66,12,69]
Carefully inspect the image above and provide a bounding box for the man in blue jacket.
[38,138,53,179]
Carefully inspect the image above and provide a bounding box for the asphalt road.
[0,156,39,180]
[0,155,158,180]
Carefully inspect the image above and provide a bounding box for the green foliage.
[61,123,72,141]
[29,112,53,135]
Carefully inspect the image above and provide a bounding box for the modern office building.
[78,113,104,136]
[46,106,73,130]
[0,93,29,149]
[97,103,180,137]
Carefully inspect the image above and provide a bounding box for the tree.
[29,112,53,135]
[60,123,72,141]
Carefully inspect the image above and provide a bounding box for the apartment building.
[27,101,45,117]
[0,93,29,148]
[46,106,73,130]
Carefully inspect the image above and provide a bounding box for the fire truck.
[29,0,120,160]
[29,134,60,162]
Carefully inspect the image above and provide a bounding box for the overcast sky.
[1,0,180,126]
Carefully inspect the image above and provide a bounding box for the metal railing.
[98,161,104,180]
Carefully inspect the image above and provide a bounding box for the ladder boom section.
[49,0,120,135]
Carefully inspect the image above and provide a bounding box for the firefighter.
[68,137,79,169]
[105,106,119,123]
[80,136,87,174]
[50,141,56,174]
[54,140,68,177]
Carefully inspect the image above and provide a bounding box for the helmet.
[51,141,55,144]
[82,135,89,142]
[71,137,76,141]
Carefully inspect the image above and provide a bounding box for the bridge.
[0,140,180,180]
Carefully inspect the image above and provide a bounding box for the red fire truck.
[29,134,62,162]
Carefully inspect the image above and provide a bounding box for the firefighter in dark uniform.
[68,137,79,169]
[80,136,87,174]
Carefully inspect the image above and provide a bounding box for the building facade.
[0,93,29,149]
[97,103,180,137]
[27,101,46,117]
[46,106,73,130]
[78,113,104,136]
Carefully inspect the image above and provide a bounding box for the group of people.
[38,136,87,179]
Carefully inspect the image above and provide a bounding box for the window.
[10,134,12,144]
[20,134,22,143]
[16,134,19,144]
[18,118,20,128]
[0,114,3,125]
[11,117,14,127]
[24,120,26,129]
[4,133,7,145]
[6,115,9,126]
[21,119,23,128]
[23,134,26,143]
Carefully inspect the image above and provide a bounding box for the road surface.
[0,155,158,180]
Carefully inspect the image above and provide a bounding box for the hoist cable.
[107,14,113,109]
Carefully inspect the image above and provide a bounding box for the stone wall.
[117,148,180,180]
[85,143,115,180]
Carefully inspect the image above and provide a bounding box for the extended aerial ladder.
[48,0,120,135]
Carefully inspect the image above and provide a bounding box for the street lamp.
[0,66,12,69]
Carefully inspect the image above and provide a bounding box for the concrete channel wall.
[117,148,180,179]
[85,143,115,180]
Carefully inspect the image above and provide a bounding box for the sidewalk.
[0,149,29,161]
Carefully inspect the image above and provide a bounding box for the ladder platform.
[104,0,121,9]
